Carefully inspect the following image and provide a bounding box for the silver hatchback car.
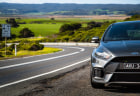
[91,21,140,88]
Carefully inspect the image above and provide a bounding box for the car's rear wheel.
[90,67,104,89]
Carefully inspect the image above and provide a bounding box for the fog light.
[94,68,104,78]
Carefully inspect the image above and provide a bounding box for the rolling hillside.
[0,3,140,15]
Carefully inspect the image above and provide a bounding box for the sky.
[0,0,140,4]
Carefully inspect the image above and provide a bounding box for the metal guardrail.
[40,42,98,47]
[5,42,98,47]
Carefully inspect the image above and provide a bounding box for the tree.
[6,18,19,27]
[87,21,102,30]
[50,18,55,20]
[87,21,96,29]
[19,28,34,38]
[71,23,81,30]
[59,24,73,33]
[59,23,82,33]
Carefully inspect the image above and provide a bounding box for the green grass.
[0,19,6,24]
[0,47,62,60]
[11,23,62,37]
[11,18,95,37]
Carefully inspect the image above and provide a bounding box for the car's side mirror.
[91,37,100,43]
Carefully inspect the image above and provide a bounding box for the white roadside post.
[2,24,11,57]
[15,44,17,56]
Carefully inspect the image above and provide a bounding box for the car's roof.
[113,20,140,25]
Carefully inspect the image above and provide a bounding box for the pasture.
[11,23,62,37]
[0,15,127,37]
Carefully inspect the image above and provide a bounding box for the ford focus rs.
[91,21,140,88]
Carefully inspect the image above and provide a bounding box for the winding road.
[0,45,93,95]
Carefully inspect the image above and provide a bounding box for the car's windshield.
[104,22,140,41]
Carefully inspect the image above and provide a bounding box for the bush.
[17,41,44,51]
[59,23,81,33]
[6,51,13,55]
[0,42,6,49]
[0,51,13,56]
[59,24,73,33]
[8,44,15,51]
[6,18,19,27]
[29,43,44,51]
[0,51,3,57]
[87,21,102,30]
[19,28,34,38]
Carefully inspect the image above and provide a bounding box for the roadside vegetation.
[0,41,62,59]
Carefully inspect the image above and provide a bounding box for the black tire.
[90,67,104,89]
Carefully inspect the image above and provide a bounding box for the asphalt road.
[0,45,94,96]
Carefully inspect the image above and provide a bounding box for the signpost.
[2,24,11,56]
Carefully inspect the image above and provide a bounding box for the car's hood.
[101,40,140,56]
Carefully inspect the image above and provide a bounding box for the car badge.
[131,52,139,55]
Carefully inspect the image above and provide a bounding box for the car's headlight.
[95,51,112,60]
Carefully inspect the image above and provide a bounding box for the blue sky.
[0,0,140,4]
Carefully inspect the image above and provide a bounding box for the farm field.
[11,24,62,37]
[0,15,128,37]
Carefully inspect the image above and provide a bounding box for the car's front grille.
[116,69,140,72]
[110,73,140,82]
[111,56,140,63]
[105,56,140,82]
[105,56,140,72]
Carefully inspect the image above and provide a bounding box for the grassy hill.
[0,3,140,15]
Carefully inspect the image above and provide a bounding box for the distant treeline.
[0,3,140,15]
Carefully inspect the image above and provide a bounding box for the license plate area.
[122,63,140,69]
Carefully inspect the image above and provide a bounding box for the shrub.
[17,41,44,51]
[19,28,34,38]
[8,44,15,51]
[87,21,102,30]
[59,23,82,33]
[0,51,13,56]
[29,42,44,51]
[71,23,82,30]
[0,51,3,57]
[6,18,19,27]
[59,24,73,33]
[6,51,13,55]
[0,42,6,49]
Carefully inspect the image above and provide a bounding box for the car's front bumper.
[91,56,140,86]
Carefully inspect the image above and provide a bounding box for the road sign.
[2,24,11,37]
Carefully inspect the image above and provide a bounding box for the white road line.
[0,47,85,70]
[0,58,90,89]
[0,52,79,70]
[68,47,85,52]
